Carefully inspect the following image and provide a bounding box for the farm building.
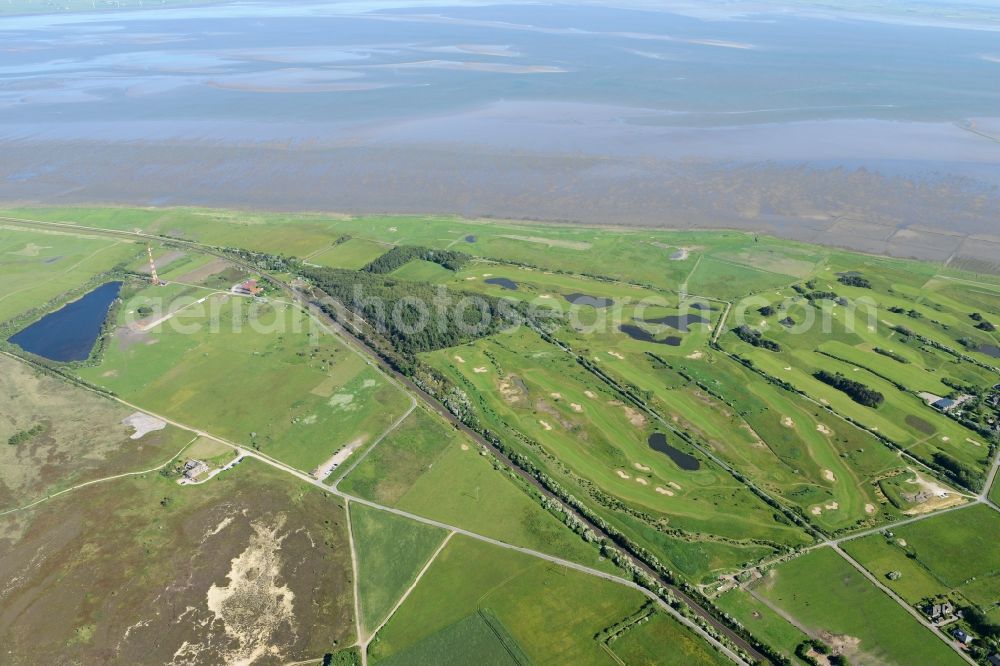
[232,279,263,296]
[183,459,209,480]
[951,628,973,645]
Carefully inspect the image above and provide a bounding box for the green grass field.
[714,588,810,663]
[377,610,529,666]
[0,224,142,324]
[755,548,964,665]
[76,288,410,472]
[843,504,1000,618]
[608,610,731,666]
[340,407,619,574]
[368,535,649,665]
[309,237,393,270]
[350,503,447,634]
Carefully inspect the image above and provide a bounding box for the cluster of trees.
[796,640,849,666]
[223,247,298,273]
[838,274,872,288]
[301,266,521,362]
[932,452,983,491]
[873,347,909,364]
[758,305,776,316]
[970,312,996,332]
[362,245,470,273]
[8,424,44,446]
[733,324,782,351]
[889,306,923,319]
[813,370,884,407]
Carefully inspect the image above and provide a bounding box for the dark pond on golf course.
[564,293,614,307]
[647,432,700,471]
[975,344,1000,359]
[8,281,122,362]
[641,313,710,332]
[485,277,518,290]
[619,324,681,346]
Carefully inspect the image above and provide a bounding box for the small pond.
[975,344,1000,359]
[619,324,681,346]
[465,235,477,243]
[564,293,614,307]
[485,277,518,290]
[8,281,122,362]
[647,432,700,471]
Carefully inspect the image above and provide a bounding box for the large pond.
[619,324,681,346]
[8,281,122,362]
[647,432,700,471]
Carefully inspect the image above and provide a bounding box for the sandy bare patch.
[902,472,967,515]
[570,403,583,412]
[686,350,704,360]
[328,393,357,410]
[655,486,675,496]
[584,390,596,399]
[635,477,648,485]
[623,405,647,428]
[473,366,488,373]
[539,294,552,299]
[633,462,651,472]
[897,538,907,547]
[312,435,367,479]
[822,469,836,482]
[607,350,625,360]
[816,423,833,435]
[454,355,466,363]
[539,420,553,431]
[784,366,792,371]
[781,416,795,428]
[499,375,528,404]
[199,517,296,665]
[121,412,166,440]
[460,443,470,451]
[615,469,630,480]
[550,392,562,399]
[865,503,876,515]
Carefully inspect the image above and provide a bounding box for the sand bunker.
[822,469,836,482]
[622,405,647,428]
[570,403,583,412]
[454,355,466,363]
[607,350,625,359]
[865,503,876,515]
[686,350,704,360]
[584,390,596,399]
[811,506,822,515]
[460,443,470,451]
[539,420,553,431]
[817,423,833,435]
[633,462,650,472]
[121,412,166,440]
[781,416,795,428]
[550,392,562,399]
[825,501,839,510]
[473,366,488,373]
[615,469,630,479]
[668,481,682,491]
[655,486,675,496]
[635,477,648,485]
